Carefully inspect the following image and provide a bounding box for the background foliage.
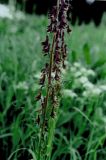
[0,12,106,160]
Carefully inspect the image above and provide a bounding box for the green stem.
[46,113,58,160]
[38,34,56,160]
[38,0,60,159]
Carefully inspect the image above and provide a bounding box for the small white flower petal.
[63,89,77,98]
[78,76,88,84]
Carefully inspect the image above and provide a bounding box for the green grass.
[0,14,106,160]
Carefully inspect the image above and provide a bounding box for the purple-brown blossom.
[36,1,71,156]
[42,35,50,54]
[35,92,41,101]
[67,25,72,33]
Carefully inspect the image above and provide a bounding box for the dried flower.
[42,35,50,54]
[67,25,72,33]
[36,0,71,158]
[49,6,57,23]
[39,72,46,85]
[35,92,41,101]
[50,107,56,118]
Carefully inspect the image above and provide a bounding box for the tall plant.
[36,0,71,159]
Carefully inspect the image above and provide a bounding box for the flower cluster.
[36,0,71,127]
[42,35,50,55]
[35,0,71,155]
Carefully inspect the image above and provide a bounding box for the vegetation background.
[0,0,106,160]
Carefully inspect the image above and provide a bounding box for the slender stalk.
[43,33,56,122]
[38,34,56,160]
[42,0,60,134]
[57,0,60,17]
[45,0,61,159]
[46,117,57,160]
[48,34,56,85]
[36,0,71,159]
[38,1,60,158]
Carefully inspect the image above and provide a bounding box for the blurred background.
[0,0,106,160]
[0,0,106,25]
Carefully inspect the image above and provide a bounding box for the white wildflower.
[73,62,81,68]
[99,85,106,92]
[83,87,102,97]
[15,11,25,20]
[14,81,28,90]
[0,4,25,20]
[63,89,77,98]
[70,66,77,73]
[33,72,41,79]
[83,91,89,97]
[92,88,102,95]
[0,4,13,19]
[74,71,82,78]
[83,81,94,89]
[80,67,87,74]
[87,69,96,77]
[78,76,88,84]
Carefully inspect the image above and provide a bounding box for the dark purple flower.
[60,14,67,29]
[64,44,67,57]
[54,50,61,64]
[42,35,50,53]
[55,70,60,81]
[47,5,58,33]
[56,40,60,50]
[35,92,41,101]
[47,24,52,32]
[39,73,46,85]
[35,0,71,153]
[52,64,61,73]
[50,107,56,118]
[56,29,61,39]
[62,61,66,69]
[49,6,57,23]
[61,0,69,12]
[67,25,72,33]
[62,44,67,59]
[41,63,49,76]
[62,31,64,41]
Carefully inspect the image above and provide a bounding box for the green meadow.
[0,14,106,160]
